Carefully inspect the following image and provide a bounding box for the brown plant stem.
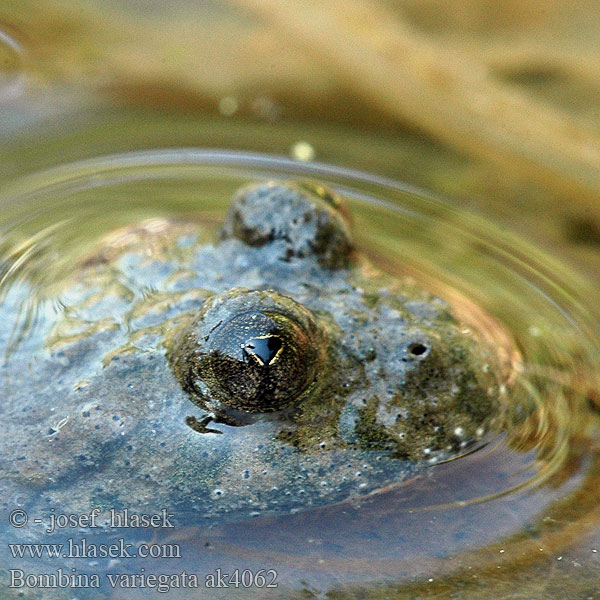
[227,0,600,209]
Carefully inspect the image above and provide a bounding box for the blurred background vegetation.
[1,0,599,277]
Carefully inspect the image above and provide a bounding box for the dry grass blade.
[227,0,600,208]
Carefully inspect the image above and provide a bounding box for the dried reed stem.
[227,0,600,207]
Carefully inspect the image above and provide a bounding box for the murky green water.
[1,8,600,599]
[0,149,598,599]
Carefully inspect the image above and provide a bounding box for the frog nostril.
[408,342,429,358]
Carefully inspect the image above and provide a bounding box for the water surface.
[0,150,598,599]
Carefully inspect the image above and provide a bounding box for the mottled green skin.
[0,180,501,537]
[221,180,353,268]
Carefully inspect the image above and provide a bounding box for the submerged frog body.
[0,180,501,529]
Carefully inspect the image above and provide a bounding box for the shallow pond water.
[0,148,598,599]
[1,1,600,596]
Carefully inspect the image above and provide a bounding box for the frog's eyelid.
[208,320,222,334]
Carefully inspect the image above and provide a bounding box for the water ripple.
[0,150,598,592]
[0,27,25,101]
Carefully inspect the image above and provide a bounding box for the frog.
[0,179,502,534]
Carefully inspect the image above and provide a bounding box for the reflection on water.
[0,28,24,101]
[0,151,598,598]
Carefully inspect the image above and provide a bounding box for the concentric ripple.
[0,150,598,596]
[0,28,25,101]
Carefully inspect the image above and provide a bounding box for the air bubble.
[290,141,316,162]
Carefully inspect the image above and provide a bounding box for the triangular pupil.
[243,336,282,366]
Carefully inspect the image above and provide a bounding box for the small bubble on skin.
[212,489,223,497]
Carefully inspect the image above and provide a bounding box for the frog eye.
[220,180,352,268]
[170,289,327,413]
